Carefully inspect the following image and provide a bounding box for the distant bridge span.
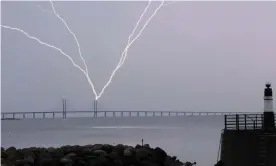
[1,110,263,120]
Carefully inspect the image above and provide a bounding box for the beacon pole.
[263,83,275,131]
[94,100,98,118]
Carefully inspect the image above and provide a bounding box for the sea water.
[1,116,224,166]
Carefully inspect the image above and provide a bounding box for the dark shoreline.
[1,118,21,120]
[1,144,195,166]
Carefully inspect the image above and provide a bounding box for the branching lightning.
[0,25,98,96]
[49,1,90,76]
[36,5,53,14]
[118,0,178,68]
[35,3,97,97]
[117,0,152,68]
[163,1,179,7]
[97,0,166,99]
[1,0,177,101]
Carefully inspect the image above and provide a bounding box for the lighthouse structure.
[263,83,275,130]
[217,83,276,166]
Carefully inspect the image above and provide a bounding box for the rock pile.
[1,144,194,166]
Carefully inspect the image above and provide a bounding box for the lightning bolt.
[0,25,98,97]
[35,5,53,14]
[49,1,90,76]
[97,0,165,100]
[117,0,152,67]
[35,2,97,97]
[2,0,176,101]
[163,1,179,7]
[118,0,178,68]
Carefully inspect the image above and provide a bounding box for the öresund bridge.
[1,99,263,120]
[1,110,263,120]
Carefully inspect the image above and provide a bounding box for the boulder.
[115,144,125,149]
[14,155,34,165]
[123,148,132,157]
[60,157,73,164]
[1,158,6,166]
[93,150,107,156]
[23,155,35,164]
[164,157,184,166]
[5,153,20,166]
[91,144,103,151]
[106,152,119,161]
[41,158,56,165]
[154,147,167,160]
[76,159,88,166]
[136,148,153,161]
[143,144,150,149]
[5,147,16,154]
[82,148,94,156]
[60,153,76,164]
[140,160,159,166]
[47,147,56,153]
[1,151,8,159]
[102,144,113,153]
[113,159,123,166]
[65,153,76,158]
[135,144,142,149]
[170,156,177,161]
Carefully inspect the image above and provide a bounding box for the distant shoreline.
[1,118,21,120]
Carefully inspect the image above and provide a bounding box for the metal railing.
[225,114,264,130]
[224,113,276,130]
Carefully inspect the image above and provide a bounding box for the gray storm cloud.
[1,1,276,112]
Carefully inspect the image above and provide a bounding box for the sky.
[1,1,276,113]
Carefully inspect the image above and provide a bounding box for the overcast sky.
[1,1,276,112]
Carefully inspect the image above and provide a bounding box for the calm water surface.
[1,116,224,166]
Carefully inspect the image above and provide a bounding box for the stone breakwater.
[1,144,195,166]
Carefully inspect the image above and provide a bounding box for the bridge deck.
[1,111,263,120]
